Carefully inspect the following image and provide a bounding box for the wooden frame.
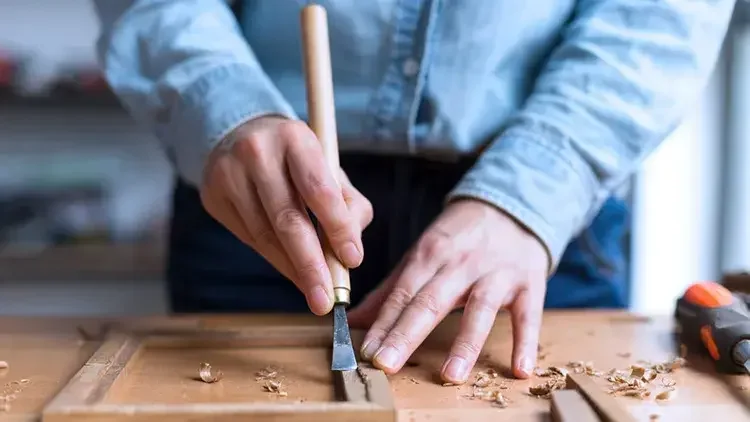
[42,326,395,422]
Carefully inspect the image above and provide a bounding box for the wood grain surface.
[0,312,749,421]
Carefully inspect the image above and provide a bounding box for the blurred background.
[0,0,748,316]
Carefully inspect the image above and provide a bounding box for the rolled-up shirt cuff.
[159,63,298,187]
[446,127,599,273]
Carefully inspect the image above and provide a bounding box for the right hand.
[200,116,373,315]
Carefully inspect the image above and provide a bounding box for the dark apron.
[166,153,630,313]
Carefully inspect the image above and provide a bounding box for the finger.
[358,230,452,359]
[371,265,469,374]
[245,151,334,316]
[510,282,546,379]
[358,253,441,361]
[346,269,399,329]
[286,129,363,268]
[440,274,513,384]
[339,170,373,230]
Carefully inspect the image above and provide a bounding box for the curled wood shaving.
[473,373,493,388]
[198,363,223,383]
[655,388,676,401]
[534,366,568,378]
[255,366,278,380]
[528,377,567,398]
[260,379,288,398]
[492,391,509,408]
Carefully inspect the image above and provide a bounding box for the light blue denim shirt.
[92,0,735,268]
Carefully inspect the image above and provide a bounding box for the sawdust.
[254,366,288,398]
[1,377,30,409]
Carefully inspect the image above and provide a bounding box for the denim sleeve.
[447,0,736,271]
[91,0,298,187]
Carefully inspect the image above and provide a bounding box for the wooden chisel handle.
[301,4,351,306]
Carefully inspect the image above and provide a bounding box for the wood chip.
[492,391,509,408]
[198,362,223,383]
[528,377,567,398]
[655,389,676,401]
[630,364,646,378]
[473,373,493,388]
[255,366,278,380]
[263,380,285,395]
[0,362,7,370]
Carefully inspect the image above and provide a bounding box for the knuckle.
[415,232,450,263]
[384,330,413,354]
[387,287,415,309]
[468,291,499,315]
[452,339,483,358]
[295,259,327,283]
[274,207,309,233]
[234,134,266,162]
[411,292,442,318]
[276,120,312,143]
[249,225,276,247]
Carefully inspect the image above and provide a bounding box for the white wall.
[630,63,724,314]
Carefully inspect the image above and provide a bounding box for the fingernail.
[373,346,399,369]
[519,356,534,377]
[308,286,332,315]
[361,339,382,360]
[338,242,362,267]
[442,357,468,382]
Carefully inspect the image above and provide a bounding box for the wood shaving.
[408,377,419,384]
[1,377,30,404]
[534,366,568,378]
[567,361,601,376]
[629,365,646,378]
[262,379,288,398]
[492,391,509,408]
[0,362,7,370]
[473,372,493,388]
[604,356,684,400]
[486,368,499,378]
[255,366,278,381]
[528,377,567,399]
[661,377,676,387]
[442,382,458,387]
[198,363,223,383]
[655,389,676,401]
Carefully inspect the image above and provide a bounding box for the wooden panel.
[551,390,600,422]
[41,328,396,422]
[2,312,750,421]
[0,329,100,422]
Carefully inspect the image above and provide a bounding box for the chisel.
[300,3,357,372]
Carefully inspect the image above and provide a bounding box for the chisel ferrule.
[333,287,350,306]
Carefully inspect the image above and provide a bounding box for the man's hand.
[348,199,549,383]
[200,116,373,315]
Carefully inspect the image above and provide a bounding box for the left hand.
[347,198,549,383]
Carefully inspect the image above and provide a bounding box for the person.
[91,0,735,384]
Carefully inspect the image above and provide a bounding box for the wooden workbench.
[1,311,749,421]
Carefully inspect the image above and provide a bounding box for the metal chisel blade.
[331,305,357,371]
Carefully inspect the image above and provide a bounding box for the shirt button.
[402,58,420,77]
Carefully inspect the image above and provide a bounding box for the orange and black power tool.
[675,281,750,374]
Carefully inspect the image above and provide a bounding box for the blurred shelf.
[0,242,165,281]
